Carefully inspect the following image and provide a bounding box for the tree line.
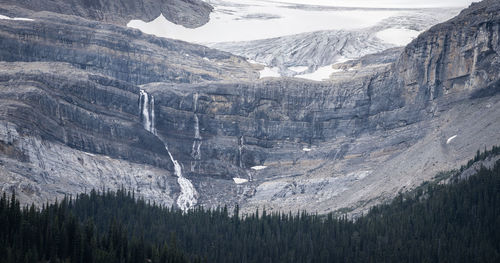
[1,146,499,262]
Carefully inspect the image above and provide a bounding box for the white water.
[238,136,244,168]
[193,115,201,140]
[139,90,198,211]
[140,90,154,133]
[191,93,202,171]
[166,146,198,211]
[150,96,156,135]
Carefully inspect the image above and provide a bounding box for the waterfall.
[139,89,155,134]
[166,146,198,211]
[150,96,156,135]
[191,113,202,160]
[193,92,199,112]
[191,93,202,171]
[139,89,197,212]
[238,136,244,168]
[193,114,201,140]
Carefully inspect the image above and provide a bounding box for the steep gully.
[140,90,197,211]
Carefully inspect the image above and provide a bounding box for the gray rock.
[0,0,213,28]
[0,0,499,215]
[0,8,259,85]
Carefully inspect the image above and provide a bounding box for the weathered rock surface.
[0,0,499,215]
[0,0,212,28]
[0,8,259,85]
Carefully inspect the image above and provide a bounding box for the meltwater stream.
[139,90,198,211]
[191,93,202,171]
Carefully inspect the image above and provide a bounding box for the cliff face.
[0,11,259,85]
[0,0,212,27]
[0,1,499,214]
[396,0,500,104]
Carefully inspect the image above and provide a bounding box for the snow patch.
[0,14,34,21]
[259,67,281,78]
[376,28,420,46]
[288,66,308,73]
[233,178,249,184]
[347,170,372,180]
[247,59,265,66]
[446,135,457,144]
[251,165,268,170]
[257,0,474,8]
[295,64,342,81]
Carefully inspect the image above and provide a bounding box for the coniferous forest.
[1,147,500,263]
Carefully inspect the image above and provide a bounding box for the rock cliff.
[0,0,212,27]
[0,0,499,214]
[0,10,259,85]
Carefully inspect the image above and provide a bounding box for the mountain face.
[0,0,499,214]
[0,0,212,27]
[0,10,258,85]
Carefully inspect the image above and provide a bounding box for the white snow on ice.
[128,0,409,43]
[233,178,249,184]
[295,64,342,81]
[267,0,474,8]
[446,135,458,144]
[259,66,281,78]
[0,14,34,21]
[376,28,421,46]
[247,59,265,66]
[251,165,268,170]
[288,66,308,73]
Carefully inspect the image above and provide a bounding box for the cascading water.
[139,89,197,211]
[167,146,197,211]
[238,136,244,168]
[191,93,202,172]
[150,96,156,135]
[140,90,154,133]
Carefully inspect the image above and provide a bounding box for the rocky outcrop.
[0,9,259,85]
[0,62,174,168]
[396,0,500,103]
[0,0,499,214]
[0,0,212,28]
